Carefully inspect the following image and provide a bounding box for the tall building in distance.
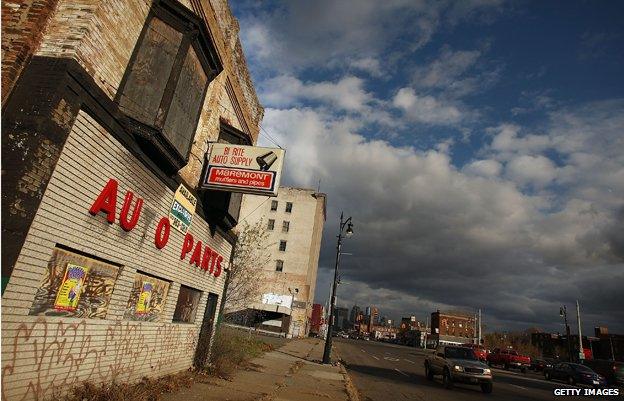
[350,305,361,325]
[234,186,326,337]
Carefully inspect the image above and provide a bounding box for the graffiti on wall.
[1,318,198,401]
[29,248,120,319]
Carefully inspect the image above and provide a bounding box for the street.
[334,339,610,401]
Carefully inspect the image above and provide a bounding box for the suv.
[425,345,493,393]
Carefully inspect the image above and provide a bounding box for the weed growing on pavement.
[63,372,194,401]
[208,326,274,379]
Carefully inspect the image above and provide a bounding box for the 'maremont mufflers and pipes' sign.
[201,143,285,196]
[88,178,224,277]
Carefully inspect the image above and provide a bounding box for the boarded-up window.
[173,285,202,323]
[119,17,183,126]
[163,45,208,157]
[29,247,121,319]
[123,272,171,321]
[117,2,222,173]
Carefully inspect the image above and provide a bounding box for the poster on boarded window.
[169,183,197,234]
[30,248,120,318]
[54,263,89,311]
[135,281,154,315]
[124,273,170,321]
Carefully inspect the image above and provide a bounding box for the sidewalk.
[163,338,357,401]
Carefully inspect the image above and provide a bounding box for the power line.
[238,196,271,223]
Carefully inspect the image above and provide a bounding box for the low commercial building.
[430,310,476,346]
[371,326,398,340]
[229,187,326,337]
[1,0,264,399]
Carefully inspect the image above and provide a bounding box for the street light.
[560,305,573,361]
[322,212,354,364]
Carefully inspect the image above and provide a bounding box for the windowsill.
[172,320,196,325]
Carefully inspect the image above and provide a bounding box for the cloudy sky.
[230,0,624,333]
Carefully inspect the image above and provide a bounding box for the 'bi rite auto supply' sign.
[201,143,285,196]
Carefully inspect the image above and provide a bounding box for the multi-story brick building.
[430,310,476,346]
[1,0,264,399]
[229,187,326,338]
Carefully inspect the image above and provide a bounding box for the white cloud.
[506,154,557,187]
[349,57,383,77]
[464,159,502,177]
[259,75,373,112]
[490,124,550,155]
[414,48,481,88]
[393,87,464,125]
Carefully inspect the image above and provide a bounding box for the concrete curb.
[338,362,361,401]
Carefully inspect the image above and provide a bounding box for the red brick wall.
[1,0,60,106]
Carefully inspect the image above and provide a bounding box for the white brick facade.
[1,111,231,400]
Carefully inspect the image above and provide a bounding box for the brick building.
[1,0,264,399]
[310,303,324,336]
[430,310,476,346]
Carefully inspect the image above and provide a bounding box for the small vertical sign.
[54,263,89,311]
[169,184,197,234]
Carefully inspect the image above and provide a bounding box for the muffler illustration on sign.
[256,151,278,171]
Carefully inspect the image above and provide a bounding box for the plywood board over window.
[173,285,201,324]
[124,272,171,322]
[29,247,121,319]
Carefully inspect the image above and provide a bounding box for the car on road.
[462,343,488,361]
[530,357,557,372]
[487,348,531,373]
[581,359,624,386]
[425,345,494,393]
[544,362,607,387]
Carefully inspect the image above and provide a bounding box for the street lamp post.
[322,212,354,364]
[560,306,572,361]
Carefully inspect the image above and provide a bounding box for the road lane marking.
[384,356,400,361]
[404,359,415,364]
[372,355,380,360]
[361,349,366,353]
[510,384,527,390]
[394,368,409,377]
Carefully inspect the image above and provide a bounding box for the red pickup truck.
[462,343,488,361]
[487,349,531,373]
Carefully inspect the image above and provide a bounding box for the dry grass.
[207,326,274,379]
[64,372,194,401]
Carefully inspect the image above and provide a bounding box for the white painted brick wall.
[1,111,231,400]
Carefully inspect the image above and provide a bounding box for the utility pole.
[478,309,482,345]
[560,305,572,362]
[424,316,429,350]
[474,312,477,344]
[322,212,353,364]
[577,300,584,361]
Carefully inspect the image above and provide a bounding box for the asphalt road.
[334,338,614,401]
